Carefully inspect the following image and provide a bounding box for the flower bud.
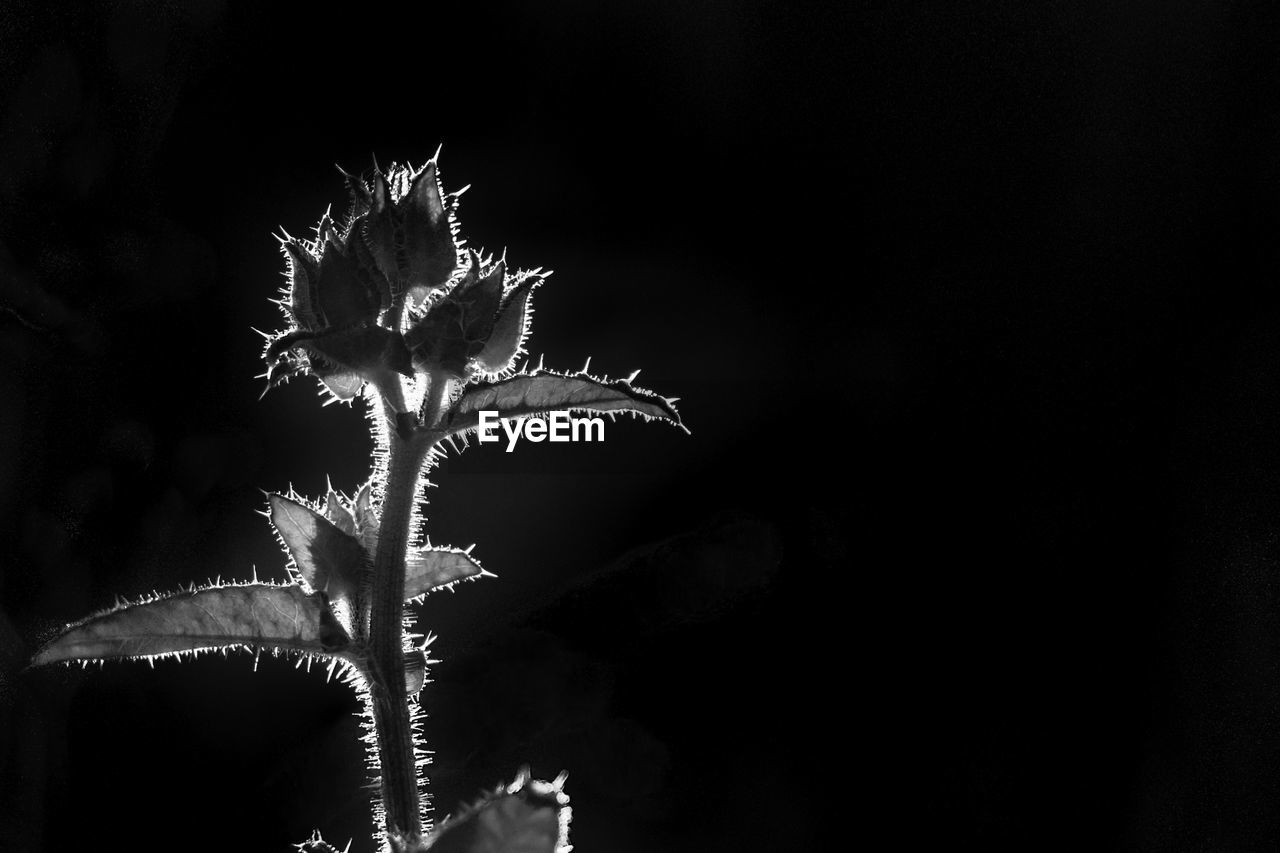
[265,224,410,401]
[404,252,506,378]
[356,159,459,306]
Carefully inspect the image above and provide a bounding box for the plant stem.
[367,420,431,847]
[420,368,451,429]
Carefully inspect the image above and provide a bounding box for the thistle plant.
[30,151,684,852]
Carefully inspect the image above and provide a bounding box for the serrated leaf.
[445,369,685,435]
[427,772,571,853]
[31,583,347,666]
[282,239,322,331]
[474,275,541,375]
[324,487,357,536]
[404,547,489,601]
[269,494,369,606]
[405,253,504,377]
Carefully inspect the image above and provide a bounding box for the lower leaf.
[427,769,571,853]
[31,582,348,667]
[405,547,491,601]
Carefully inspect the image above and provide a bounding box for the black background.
[1,1,1279,850]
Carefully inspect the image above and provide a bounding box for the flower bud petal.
[359,161,458,307]
[405,254,505,377]
[282,240,323,331]
[314,239,383,328]
[401,161,457,300]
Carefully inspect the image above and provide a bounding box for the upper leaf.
[473,272,543,377]
[444,368,685,436]
[31,582,348,666]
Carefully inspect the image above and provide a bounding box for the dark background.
[1,1,1278,850]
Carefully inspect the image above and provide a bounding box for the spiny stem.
[420,368,452,429]
[365,372,451,849]
[367,414,432,846]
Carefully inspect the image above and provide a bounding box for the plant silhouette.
[30,152,685,853]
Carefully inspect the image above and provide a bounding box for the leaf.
[405,253,504,377]
[427,770,571,853]
[474,273,542,376]
[281,238,322,332]
[270,493,369,605]
[444,368,685,436]
[324,485,357,536]
[304,324,414,399]
[404,547,490,601]
[30,583,348,667]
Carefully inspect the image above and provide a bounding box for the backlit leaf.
[31,583,347,666]
[404,547,490,601]
[445,369,684,436]
[269,493,369,605]
[474,273,542,376]
[427,770,571,853]
[324,486,357,536]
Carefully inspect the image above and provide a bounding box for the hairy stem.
[367,417,432,847]
[419,368,451,429]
